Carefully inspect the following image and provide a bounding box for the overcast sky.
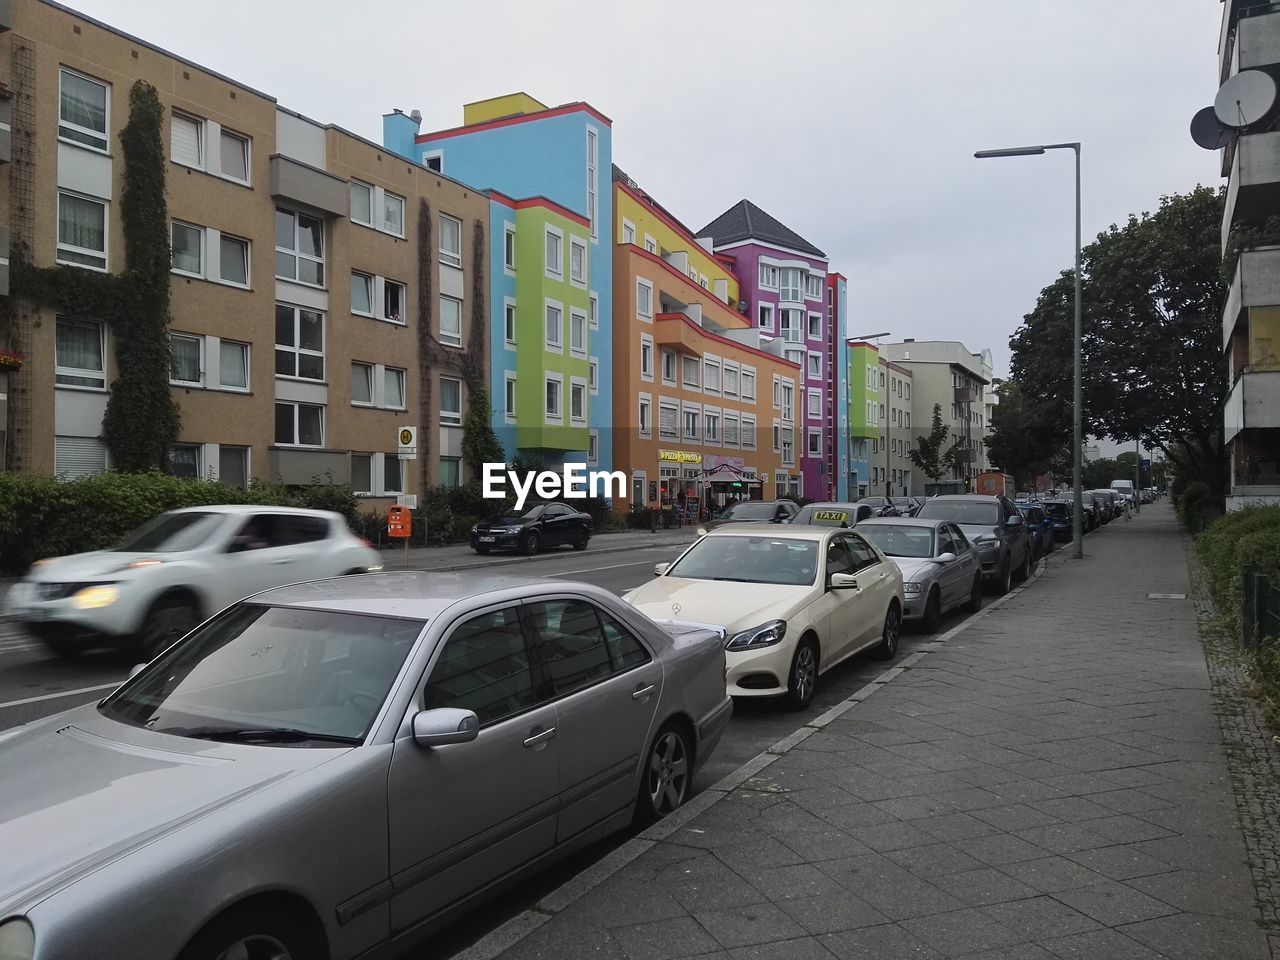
[69,0,1223,377]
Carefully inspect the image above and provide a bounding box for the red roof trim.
[628,247,748,329]
[416,102,612,143]
[616,181,733,287]
[489,190,590,227]
[827,272,847,282]
[654,313,802,369]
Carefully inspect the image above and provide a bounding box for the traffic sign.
[398,426,417,460]
[1141,458,1151,471]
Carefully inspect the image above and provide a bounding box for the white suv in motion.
[6,506,382,658]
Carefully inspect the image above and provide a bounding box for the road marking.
[0,681,122,711]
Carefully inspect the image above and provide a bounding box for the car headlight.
[0,918,35,960]
[726,619,786,651]
[903,582,923,594]
[72,584,119,609]
[975,539,999,551]
[470,524,478,534]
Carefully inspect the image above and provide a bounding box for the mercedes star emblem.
[671,602,682,616]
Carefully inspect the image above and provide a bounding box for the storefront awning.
[696,464,763,484]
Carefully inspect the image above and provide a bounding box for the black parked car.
[1016,502,1053,559]
[1079,492,1101,531]
[857,496,901,517]
[890,497,919,517]
[1044,500,1075,542]
[471,501,593,555]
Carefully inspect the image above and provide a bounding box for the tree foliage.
[984,379,1066,488]
[461,385,505,479]
[910,403,958,482]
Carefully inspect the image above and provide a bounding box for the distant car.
[698,499,798,535]
[471,502,593,555]
[790,502,876,528]
[1088,490,1115,524]
[858,518,983,632]
[0,573,731,960]
[5,506,382,659]
[915,494,1031,595]
[1044,499,1075,542]
[890,497,919,517]
[1080,492,1101,531]
[625,525,904,710]
[1016,503,1054,559]
[857,496,901,517]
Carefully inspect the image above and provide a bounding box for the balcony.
[1223,246,1280,348]
[954,386,978,404]
[1224,369,1280,443]
[655,313,702,356]
[1222,132,1280,252]
[952,447,977,464]
[270,155,348,218]
[1221,0,1280,83]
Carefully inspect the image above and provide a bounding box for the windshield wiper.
[167,726,360,745]
[710,576,755,582]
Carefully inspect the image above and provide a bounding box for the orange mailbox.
[387,505,412,539]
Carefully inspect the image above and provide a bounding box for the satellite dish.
[1190,106,1236,150]
[1215,70,1278,128]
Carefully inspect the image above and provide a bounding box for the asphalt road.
[0,542,977,959]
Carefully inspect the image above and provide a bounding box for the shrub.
[1178,481,1213,531]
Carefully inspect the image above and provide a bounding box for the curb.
[454,553,1055,960]
[385,535,699,574]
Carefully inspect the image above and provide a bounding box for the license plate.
[479,536,496,543]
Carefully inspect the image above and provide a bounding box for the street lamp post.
[851,331,892,500]
[974,142,1083,559]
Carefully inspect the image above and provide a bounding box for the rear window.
[916,500,999,526]
[719,501,779,521]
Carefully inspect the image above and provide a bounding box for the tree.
[910,403,959,482]
[461,386,504,480]
[984,380,1067,489]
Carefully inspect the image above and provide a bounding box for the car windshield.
[490,505,545,524]
[112,511,227,553]
[859,524,935,559]
[667,535,819,586]
[101,604,425,745]
[718,501,779,521]
[917,501,999,526]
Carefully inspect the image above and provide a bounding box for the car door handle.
[632,684,656,701]
[523,726,557,748]
[271,558,295,565]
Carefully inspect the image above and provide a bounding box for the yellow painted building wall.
[462,93,550,125]
[615,189,741,306]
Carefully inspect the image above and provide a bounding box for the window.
[59,68,109,152]
[773,423,781,453]
[169,334,202,386]
[636,279,653,320]
[773,377,781,408]
[425,609,535,726]
[682,355,700,389]
[780,309,803,343]
[705,412,720,442]
[589,292,599,329]
[172,112,203,167]
[439,214,461,266]
[219,340,249,390]
[682,408,700,441]
[639,395,652,438]
[545,302,563,350]
[892,408,898,424]
[275,208,324,286]
[705,361,721,394]
[586,128,600,241]
[759,303,774,330]
[545,228,563,277]
[808,313,822,339]
[275,304,324,380]
[782,383,795,421]
[742,416,757,449]
[440,377,463,426]
[53,436,106,478]
[55,318,105,388]
[805,274,824,299]
[808,390,821,418]
[880,371,886,387]
[380,192,405,237]
[780,268,802,301]
[589,357,599,394]
[171,221,203,276]
[504,301,517,346]
[782,427,794,465]
[169,444,201,480]
[588,430,599,464]
[742,370,757,401]
[382,453,404,494]
[570,309,587,356]
[759,264,779,289]
[545,376,563,421]
[219,446,249,488]
[504,226,516,271]
[808,429,822,456]
[571,381,586,422]
[570,238,587,286]
[644,236,657,254]
[528,598,615,696]
[351,272,374,316]
[57,192,107,270]
[351,181,373,226]
[274,401,324,446]
[503,372,518,422]
[661,349,677,385]
[351,362,373,405]
[622,220,636,244]
[220,130,250,184]
[659,402,678,440]
[385,367,406,409]
[425,154,443,172]
[723,364,739,397]
[640,334,654,381]
[724,413,739,446]
[440,457,461,488]
[384,280,405,323]
[220,235,249,287]
[808,353,822,378]
[440,296,463,347]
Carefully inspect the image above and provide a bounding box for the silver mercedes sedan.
[856,518,984,632]
[0,572,732,960]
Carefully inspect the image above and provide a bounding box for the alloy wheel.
[214,935,293,960]
[791,642,817,707]
[647,730,690,815]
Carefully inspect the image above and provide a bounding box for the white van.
[1110,479,1135,503]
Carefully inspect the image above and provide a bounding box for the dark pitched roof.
[697,199,826,259]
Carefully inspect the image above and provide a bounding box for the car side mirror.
[1006,515,1023,527]
[829,572,859,590]
[654,562,671,576]
[412,708,479,747]
[936,552,957,564]
[128,663,147,678]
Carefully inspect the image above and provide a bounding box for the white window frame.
[503,223,517,275]
[704,408,720,444]
[381,191,405,238]
[703,358,721,395]
[805,274,824,300]
[586,126,599,242]
[758,302,774,331]
[640,333,655,383]
[758,264,778,290]
[741,415,757,450]
[439,295,463,347]
[659,399,679,440]
[723,411,740,448]
[807,352,822,379]
[807,312,822,340]
[638,392,653,439]
[723,362,739,398]
[588,429,599,465]
[440,376,464,426]
[807,428,823,457]
[275,207,324,287]
[621,219,636,245]
[644,234,658,254]
[661,349,677,386]
[545,225,564,279]
[350,180,374,227]
[682,355,701,390]
[170,220,205,278]
[570,308,588,357]
[171,111,204,169]
[589,356,599,396]
[570,377,588,424]
[569,237,588,287]
[218,339,251,392]
[275,303,325,382]
[383,366,407,411]
[503,371,518,424]
[503,297,518,350]
[636,278,654,321]
[808,389,822,418]
[439,214,462,267]
[741,367,757,401]
[782,382,795,422]
[350,361,375,407]
[545,373,564,424]
[218,233,251,289]
[56,192,108,271]
[681,401,701,443]
[168,333,204,388]
[58,67,110,153]
[218,128,251,185]
[351,272,375,317]
[383,279,406,324]
[589,291,599,329]
[779,267,802,302]
[545,299,564,353]
[275,401,324,448]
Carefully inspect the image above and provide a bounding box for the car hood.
[888,557,941,583]
[0,704,343,915]
[625,576,812,633]
[955,523,1000,543]
[23,551,171,581]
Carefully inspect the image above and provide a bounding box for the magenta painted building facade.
[698,201,830,499]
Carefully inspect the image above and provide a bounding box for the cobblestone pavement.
[481,504,1272,960]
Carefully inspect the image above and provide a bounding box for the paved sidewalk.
[479,504,1268,960]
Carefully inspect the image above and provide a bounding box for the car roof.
[859,517,947,529]
[798,502,862,511]
[248,571,609,620]
[705,523,833,541]
[922,494,1000,502]
[167,504,338,518]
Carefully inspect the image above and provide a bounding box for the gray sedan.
[857,518,983,632]
[0,573,732,960]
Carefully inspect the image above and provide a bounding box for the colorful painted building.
[847,342,881,499]
[613,169,797,513]
[384,93,613,471]
[697,201,829,499]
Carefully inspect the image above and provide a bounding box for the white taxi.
[624,524,903,710]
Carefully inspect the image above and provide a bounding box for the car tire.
[876,602,901,660]
[993,558,1012,596]
[921,588,942,634]
[572,527,590,551]
[521,531,540,556]
[137,599,199,660]
[634,721,693,826]
[784,636,820,711]
[1014,548,1032,583]
[965,574,984,613]
[473,545,491,555]
[177,902,322,960]
[41,636,81,658]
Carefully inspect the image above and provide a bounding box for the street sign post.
[398,427,417,460]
